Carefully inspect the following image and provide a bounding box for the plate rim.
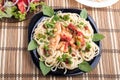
[28,8,101,76]
[75,0,119,8]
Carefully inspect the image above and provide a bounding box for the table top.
[0,0,120,80]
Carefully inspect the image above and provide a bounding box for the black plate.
[28,8,101,76]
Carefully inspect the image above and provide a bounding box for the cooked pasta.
[33,12,99,74]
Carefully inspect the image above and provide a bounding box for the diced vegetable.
[45,22,54,28]
[57,56,63,62]
[76,40,81,47]
[76,31,83,36]
[77,36,85,46]
[0,3,17,18]
[68,23,77,31]
[60,34,71,42]
[62,15,70,21]
[57,54,72,64]
[13,11,26,21]
[30,2,40,12]
[44,44,49,50]
[68,46,72,54]
[44,44,50,57]
[46,29,54,37]
[37,33,46,39]
[17,0,26,13]
[86,42,91,51]
[0,0,42,20]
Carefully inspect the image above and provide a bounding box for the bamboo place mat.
[0,0,120,80]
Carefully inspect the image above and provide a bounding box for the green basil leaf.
[42,5,54,17]
[78,61,92,72]
[52,15,60,21]
[92,33,105,41]
[39,61,51,76]
[28,39,38,51]
[80,9,87,19]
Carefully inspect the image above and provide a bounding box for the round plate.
[28,8,101,76]
[75,0,119,8]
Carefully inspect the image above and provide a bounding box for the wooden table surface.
[0,0,120,80]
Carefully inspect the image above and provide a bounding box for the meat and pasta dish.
[33,12,99,74]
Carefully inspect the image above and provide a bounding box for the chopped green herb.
[13,11,26,21]
[57,56,63,62]
[62,54,69,61]
[86,42,91,51]
[39,61,51,76]
[0,5,17,19]
[62,15,70,21]
[28,39,38,51]
[44,44,50,57]
[46,29,54,37]
[80,22,84,25]
[62,54,72,64]
[40,39,43,42]
[82,50,86,53]
[78,61,92,72]
[44,41,49,44]
[30,2,40,12]
[0,10,8,18]
[66,58,73,64]
[92,33,105,41]
[68,46,72,54]
[59,15,70,21]
[45,22,54,28]
[80,9,87,20]
[45,52,50,57]
[37,34,46,39]
[57,54,72,64]
[76,40,81,47]
[44,44,49,50]
[39,56,44,61]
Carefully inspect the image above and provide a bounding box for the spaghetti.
[33,12,99,74]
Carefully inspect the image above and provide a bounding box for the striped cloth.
[0,0,120,80]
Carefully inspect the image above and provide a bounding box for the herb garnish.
[28,39,38,51]
[92,33,105,41]
[78,61,92,72]
[80,9,87,19]
[41,3,54,17]
[39,61,51,76]
[57,54,72,64]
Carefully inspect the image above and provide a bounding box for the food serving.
[0,0,41,21]
[28,3,104,76]
[34,12,100,74]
